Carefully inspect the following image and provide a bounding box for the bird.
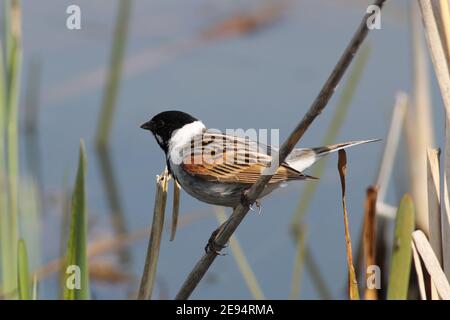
[141,110,378,252]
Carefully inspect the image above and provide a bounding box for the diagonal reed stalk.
[412,230,450,299]
[215,207,265,300]
[175,0,387,300]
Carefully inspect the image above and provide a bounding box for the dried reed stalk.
[412,230,450,299]
[406,1,434,233]
[376,92,408,218]
[138,169,169,299]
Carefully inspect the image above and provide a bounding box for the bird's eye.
[157,120,164,128]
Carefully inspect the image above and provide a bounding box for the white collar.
[168,120,205,155]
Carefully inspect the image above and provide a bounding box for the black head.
[141,110,198,152]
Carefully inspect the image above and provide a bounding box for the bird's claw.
[241,190,262,214]
[249,200,262,214]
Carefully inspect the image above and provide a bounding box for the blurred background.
[0,0,446,299]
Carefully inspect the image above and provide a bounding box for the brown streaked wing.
[182,153,309,184]
[181,131,312,183]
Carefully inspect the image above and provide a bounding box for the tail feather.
[286,139,380,173]
[312,139,381,156]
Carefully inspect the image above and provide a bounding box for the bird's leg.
[205,219,230,255]
[241,188,262,214]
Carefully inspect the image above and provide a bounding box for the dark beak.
[140,120,153,131]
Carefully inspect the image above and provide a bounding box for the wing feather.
[181,132,309,184]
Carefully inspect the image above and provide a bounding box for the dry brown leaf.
[337,149,359,300]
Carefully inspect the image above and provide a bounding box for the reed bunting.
[141,110,377,251]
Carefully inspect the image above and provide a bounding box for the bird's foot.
[249,200,262,214]
[204,228,228,255]
[240,189,262,214]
